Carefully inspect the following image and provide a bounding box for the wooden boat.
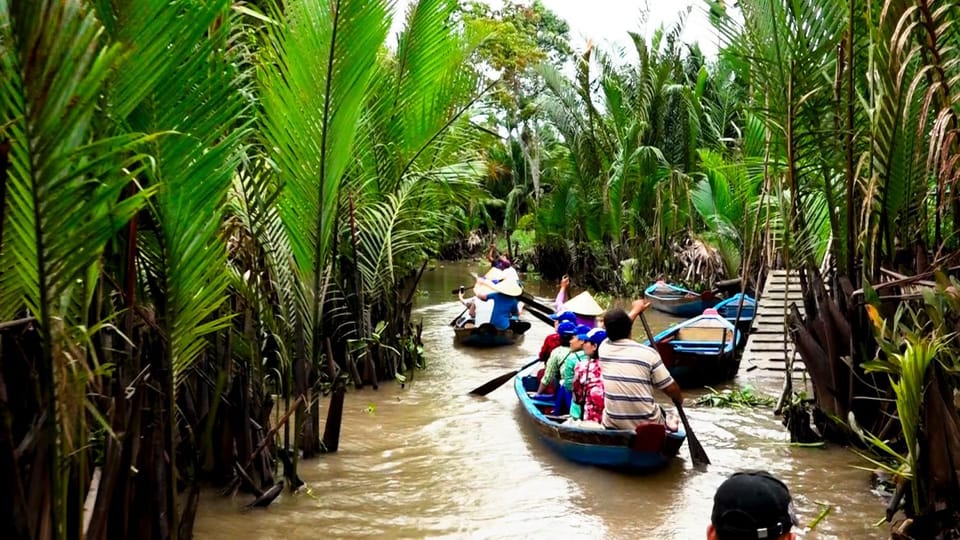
[644,281,717,317]
[453,320,531,347]
[643,309,740,388]
[514,362,685,472]
[713,293,756,341]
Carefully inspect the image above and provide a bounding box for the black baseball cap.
[711,471,797,539]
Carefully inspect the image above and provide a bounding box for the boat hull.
[453,320,531,348]
[643,310,740,388]
[514,364,685,473]
[653,345,740,388]
[644,283,716,317]
[713,294,756,343]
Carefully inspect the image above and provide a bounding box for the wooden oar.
[638,311,711,467]
[469,358,539,397]
[517,293,556,316]
[522,303,554,326]
[449,306,468,327]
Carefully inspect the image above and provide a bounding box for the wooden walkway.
[739,269,807,376]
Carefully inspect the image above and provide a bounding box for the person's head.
[550,311,576,330]
[602,308,633,341]
[570,324,591,351]
[493,255,512,270]
[708,471,797,540]
[557,321,576,346]
[582,328,606,358]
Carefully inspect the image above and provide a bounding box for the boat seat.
[675,327,733,343]
[630,422,666,452]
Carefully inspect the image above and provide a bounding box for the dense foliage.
[0,0,485,536]
[4,0,960,537]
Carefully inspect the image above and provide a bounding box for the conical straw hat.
[473,268,523,297]
[562,291,604,316]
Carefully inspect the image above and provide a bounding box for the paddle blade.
[677,405,711,466]
[468,369,519,396]
[469,358,540,397]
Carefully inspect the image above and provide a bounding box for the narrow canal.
[195,262,888,539]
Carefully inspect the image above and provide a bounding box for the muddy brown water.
[195,262,888,539]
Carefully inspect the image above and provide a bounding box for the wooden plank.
[739,269,808,377]
[756,307,798,313]
[760,292,804,299]
[749,326,789,334]
[744,336,793,351]
[744,335,793,350]
[745,342,793,351]
[742,351,799,361]
[744,364,806,373]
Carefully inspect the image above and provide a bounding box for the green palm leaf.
[261,0,392,363]
[111,0,247,390]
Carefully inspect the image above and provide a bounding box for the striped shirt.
[599,338,674,429]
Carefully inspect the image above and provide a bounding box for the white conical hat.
[562,291,604,316]
[474,268,523,297]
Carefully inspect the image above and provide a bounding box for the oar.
[449,306,468,327]
[517,293,556,316]
[638,311,711,467]
[522,303,554,326]
[469,358,539,397]
[449,286,470,326]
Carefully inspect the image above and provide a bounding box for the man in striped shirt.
[599,301,683,430]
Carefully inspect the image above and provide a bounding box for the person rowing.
[472,268,522,331]
[599,300,682,432]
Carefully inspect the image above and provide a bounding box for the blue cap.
[557,321,577,336]
[585,328,606,345]
[573,324,591,341]
[549,311,576,322]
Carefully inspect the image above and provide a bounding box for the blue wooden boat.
[713,293,756,340]
[643,309,740,388]
[453,320,531,347]
[514,362,685,472]
[644,281,717,317]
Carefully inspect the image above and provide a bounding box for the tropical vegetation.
[0,0,486,536]
[5,0,960,537]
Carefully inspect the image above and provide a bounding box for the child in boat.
[535,321,576,405]
[561,324,592,418]
[555,324,591,415]
[572,328,606,423]
[536,311,575,393]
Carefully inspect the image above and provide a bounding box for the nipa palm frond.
[260,0,392,362]
[115,0,248,390]
[0,0,153,330]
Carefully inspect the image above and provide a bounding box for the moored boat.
[713,293,756,340]
[644,281,717,317]
[514,362,685,472]
[642,309,740,388]
[453,320,531,347]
